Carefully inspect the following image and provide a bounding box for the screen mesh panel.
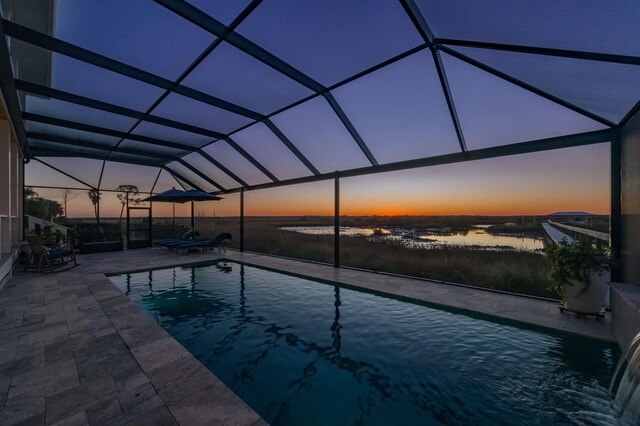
[25,159,94,189]
[25,157,104,188]
[270,97,371,173]
[165,161,219,193]
[333,50,460,163]
[55,0,214,80]
[231,123,312,181]
[187,0,252,25]
[172,175,193,191]
[417,0,640,56]
[181,151,241,190]
[21,95,138,132]
[152,169,183,193]
[236,0,423,86]
[37,157,104,188]
[131,121,214,148]
[152,92,253,135]
[118,140,187,158]
[183,41,313,115]
[25,121,120,147]
[43,49,164,111]
[450,46,640,124]
[29,140,109,159]
[200,140,271,186]
[7,0,637,188]
[441,52,606,150]
[106,152,164,167]
[100,162,161,192]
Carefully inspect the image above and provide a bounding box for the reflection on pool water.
[110,262,620,425]
[280,225,544,252]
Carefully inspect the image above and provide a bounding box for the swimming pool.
[110,261,620,425]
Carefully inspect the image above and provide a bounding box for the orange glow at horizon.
[27,143,611,218]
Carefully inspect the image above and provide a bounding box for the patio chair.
[25,234,78,273]
[173,233,232,254]
[154,230,200,249]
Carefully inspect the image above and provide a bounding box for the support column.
[126,197,130,247]
[19,157,24,240]
[190,200,195,240]
[240,188,244,252]
[149,201,153,244]
[334,177,340,267]
[610,129,622,282]
[10,135,18,247]
[0,120,10,255]
[96,196,100,241]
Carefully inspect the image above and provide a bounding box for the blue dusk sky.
[22,0,640,216]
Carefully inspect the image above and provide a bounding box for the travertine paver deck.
[0,247,615,425]
[0,249,265,426]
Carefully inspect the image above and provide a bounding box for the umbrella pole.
[172,203,175,239]
[191,200,195,240]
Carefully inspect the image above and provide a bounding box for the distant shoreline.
[61,214,610,220]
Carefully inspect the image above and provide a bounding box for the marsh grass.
[70,216,555,299]
[235,219,555,299]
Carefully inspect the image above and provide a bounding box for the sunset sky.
[26,142,610,218]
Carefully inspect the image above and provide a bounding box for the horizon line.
[60,213,611,219]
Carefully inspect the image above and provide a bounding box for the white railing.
[548,220,609,242]
[542,222,574,245]
[25,215,69,236]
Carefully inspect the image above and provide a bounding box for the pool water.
[110,261,620,425]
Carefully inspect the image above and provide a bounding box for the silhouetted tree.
[25,197,63,221]
[116,185,141,222]
[87,189,101,223]
[60,189,78,217]
[24,187,38,199]
[45,200,63,221]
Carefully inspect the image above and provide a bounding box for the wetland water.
[280,225,544,252]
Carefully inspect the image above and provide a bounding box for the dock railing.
[542,222,574,245]
[547,220,609,244]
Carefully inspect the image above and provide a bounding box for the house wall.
[621,109,640,283]
[0,117,23,287]
[611,110,640,350]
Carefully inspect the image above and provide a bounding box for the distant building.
[549,211,594,226]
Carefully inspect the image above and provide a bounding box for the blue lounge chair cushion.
[47,247,74,259]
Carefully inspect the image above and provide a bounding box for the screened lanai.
[4,2,640,424]
[2,0,640,280]
[7,0,638,183]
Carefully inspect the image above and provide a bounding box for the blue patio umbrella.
[143,188,222,239]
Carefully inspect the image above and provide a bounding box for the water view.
[281,225,544,252]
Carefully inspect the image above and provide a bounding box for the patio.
[0,248,615,425]
[0,249,265,425]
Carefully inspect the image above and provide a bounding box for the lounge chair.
[154,230,200,249]
[172,233,232,254]
[25,234,78,273]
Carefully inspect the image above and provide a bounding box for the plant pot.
[562,270,610,314]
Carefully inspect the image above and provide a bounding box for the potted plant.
[545,237,614,316]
